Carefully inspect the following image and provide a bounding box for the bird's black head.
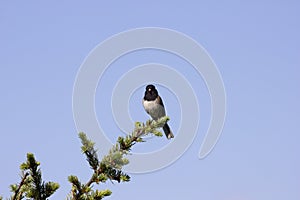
[144,84,158,101]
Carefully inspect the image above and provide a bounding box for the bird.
[142,84,174,139]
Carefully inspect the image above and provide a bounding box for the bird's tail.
[163,123,174,139]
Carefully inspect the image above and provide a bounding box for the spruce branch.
[68,116,169,200]
[2,116,170,200]
[10,153,59,200]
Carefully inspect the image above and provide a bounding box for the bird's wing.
[156,95,165,108]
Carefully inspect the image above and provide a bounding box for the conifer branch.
[3,116,170,200]
[10,153,59,200]
[68,116,169,200]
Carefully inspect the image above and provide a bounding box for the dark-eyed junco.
[143,84,174,139]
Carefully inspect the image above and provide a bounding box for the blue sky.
[1,1,299,199]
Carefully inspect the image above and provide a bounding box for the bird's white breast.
[143,100,166,120]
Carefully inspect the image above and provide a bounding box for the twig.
[12,172,29,200]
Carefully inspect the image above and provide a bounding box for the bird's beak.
[148,89,151,91]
